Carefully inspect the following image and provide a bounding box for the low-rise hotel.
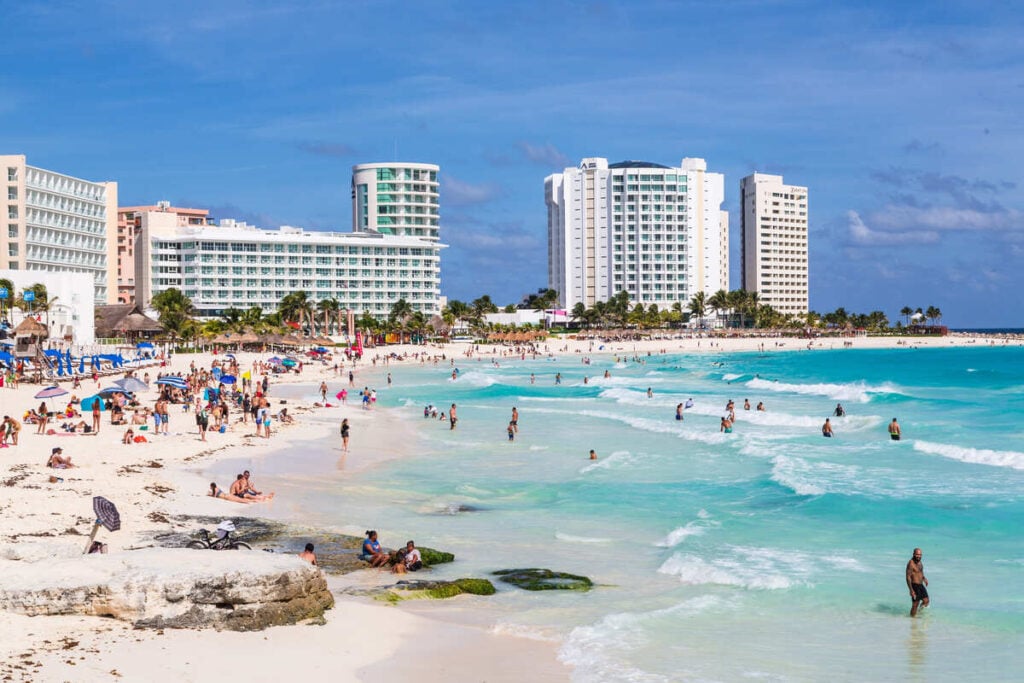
[136,220,443,319]
[1,154,118,303]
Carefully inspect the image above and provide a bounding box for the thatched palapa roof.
[95,305,164,338]
[14,316,48,337]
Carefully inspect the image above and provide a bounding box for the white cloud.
[518,142,570,168]
[442,176,502,206]
[870,205,1023,232]
[846,210,940,246]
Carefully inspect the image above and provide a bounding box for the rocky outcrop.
[0,548,333,631]
[493,568,593,591]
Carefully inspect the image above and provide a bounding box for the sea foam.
[745,377,902,403]
[913,440,1024,470]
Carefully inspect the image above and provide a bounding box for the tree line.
[144,285,945,344]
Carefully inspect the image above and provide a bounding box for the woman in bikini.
[208,482,255,503]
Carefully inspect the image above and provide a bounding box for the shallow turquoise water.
[219,347,1024,681]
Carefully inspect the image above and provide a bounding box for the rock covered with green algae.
[492,568,593,591]
[373,578,495,601]
[417,546,455,566]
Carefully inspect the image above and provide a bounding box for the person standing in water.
[822,418,834,438]
[589,449,597,460]
[906,548,929,616]
[340,418,350,452]
[510,407,519,433]
[889,418,901,441]
[675,403,683,421]
[449,403,458,430]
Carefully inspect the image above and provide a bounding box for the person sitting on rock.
[402,540,423,573]
[360,530,389,568]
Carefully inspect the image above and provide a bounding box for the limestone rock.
[0,548,334,630]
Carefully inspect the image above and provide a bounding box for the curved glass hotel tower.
[351,163,440,241]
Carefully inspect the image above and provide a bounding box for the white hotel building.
[546,158,728,311]
[740,173,809,317]
[137,163,443,320]
[2,154,118,303]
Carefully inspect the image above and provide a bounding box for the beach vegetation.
[151,288,195,341]
[493,568,593,591]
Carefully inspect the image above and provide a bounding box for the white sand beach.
[0,331,1020,682]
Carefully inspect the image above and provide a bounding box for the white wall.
[0,269,95,344]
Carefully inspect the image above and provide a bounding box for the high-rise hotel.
[135,163,444,320]
[740,173,809,317]
[546,157,728,311]
[1,154,118,303]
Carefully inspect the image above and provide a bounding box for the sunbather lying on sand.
[208,482,255,504]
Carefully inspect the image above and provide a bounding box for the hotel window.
[7,224,16,237]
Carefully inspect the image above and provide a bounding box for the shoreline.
[1,334,1022,681]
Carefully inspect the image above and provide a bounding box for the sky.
[2,1,1022,327]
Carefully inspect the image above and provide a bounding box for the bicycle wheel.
[186,541,209,550]
[229,542,252,550]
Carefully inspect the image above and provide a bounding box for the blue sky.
[3,1,1022,327]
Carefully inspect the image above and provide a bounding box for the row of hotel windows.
[165,280,438,291]
[374,168,437,182]
[156,241,433,256]
[163,268,437,279]
[27,209,107,235]
[374,190,439,203]
[155,256,435,270]
[26,190,106,218]
[25,169,107,201]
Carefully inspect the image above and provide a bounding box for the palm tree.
[571,302,586,328]
[925,306,941,326]
[0,277,13,322]
[389,298,414,343]
[900,306,913,326]
[471,295,499,327]
[708,289,729,328]
[318,298,341,336]
[151,288,194,341]
[221,307,245,333]
[278,290,311,331]
[688,291,707,329]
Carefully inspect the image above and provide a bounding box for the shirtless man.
[906,547,929,616]
[889,418,901,441]
[510,407,518,433]
[822,418,834,438]
[449,403,457,430]
[319,381,328,402]
[299,543,318,566]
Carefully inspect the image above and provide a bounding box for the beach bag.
[219,424,227,433]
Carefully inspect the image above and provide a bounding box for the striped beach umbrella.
[34,385,68,399]
[156,376,189,390]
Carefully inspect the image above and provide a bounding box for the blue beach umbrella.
[267,356,283,364]
[81,395,106,411]
[220,375,237,385]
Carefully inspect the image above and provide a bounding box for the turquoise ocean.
[214,346,1024,681]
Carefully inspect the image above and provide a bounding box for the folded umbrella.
[84,496,121,554]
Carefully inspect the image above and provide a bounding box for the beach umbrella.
[113,377,149,393]
[136,342,154,349]
[156,376,189,389]
[220,374,237,385]
[267,356,283,364]
[34,385,68,400]
[96,386,129,398]
[281,359,297,367]
[84,496,121,554]
[224,353,236,359]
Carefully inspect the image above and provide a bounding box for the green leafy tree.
[151,288,194,340]
[900,306,913,326]
[688,291,708,328]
